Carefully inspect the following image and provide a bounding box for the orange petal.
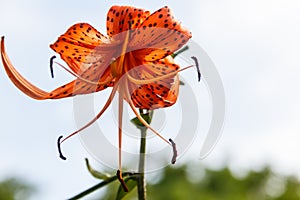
[1,36,50,100]
[48,68,114,99]
[129,6,192,61]
[129,75,179,109]
[127,57,180,109]
[1,36,113,100]
[106,6,150,37]
[50,23,117,74]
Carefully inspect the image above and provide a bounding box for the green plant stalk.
[137,126,147,200]
[68,172,133,200]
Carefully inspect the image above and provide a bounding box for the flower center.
[110,31,130,77]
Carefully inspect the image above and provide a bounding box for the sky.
[1,0,300,199]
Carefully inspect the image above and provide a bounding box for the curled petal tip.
[1,38,49,100]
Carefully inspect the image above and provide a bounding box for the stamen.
[191,56,201,82]
[126,65,194,85]
[57,135,66,160]
[117,170,129,192]
[53,61,110,85]
[50,55,56,78]
[125,51,194,85]
[169,138,178,164]
[124,80,171,145]
[55,81,119,158]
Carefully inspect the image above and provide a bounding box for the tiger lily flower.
[1,5,192,188]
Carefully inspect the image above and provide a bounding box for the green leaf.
[179,80,185,85]
[131,112,153,128]
[116,177,137,200]
[85,158,110,180]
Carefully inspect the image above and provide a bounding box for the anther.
[50,55,56,78]
[117,170,129,192]
[191,56,201,82]
[169,138,178,164]
[57,135,66,160]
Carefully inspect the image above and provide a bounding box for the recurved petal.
[106,6,150,37]
[129,6,192,61]
[126,56,180,109]
[1,37,114,100]
[1,36,49,100]
[50,23,117,74]
[129,75,179,110]
[47,67,115,99]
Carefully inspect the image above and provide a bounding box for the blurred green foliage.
[100,165,300,200]
[2,165,300,200]
[0,178,34,200]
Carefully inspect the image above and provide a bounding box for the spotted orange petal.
[106,6,150,37]
[126,56,180,109]
[129,76,179,109]
[47,67,114,99]
[50,23,117,74]
[1,36,113,100]
[129,6,192,61]
[1,37,49,100]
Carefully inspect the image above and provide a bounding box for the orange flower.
[1,5,192,188]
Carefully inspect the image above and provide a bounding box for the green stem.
[137,126,147,200]
[68,172,133,200]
